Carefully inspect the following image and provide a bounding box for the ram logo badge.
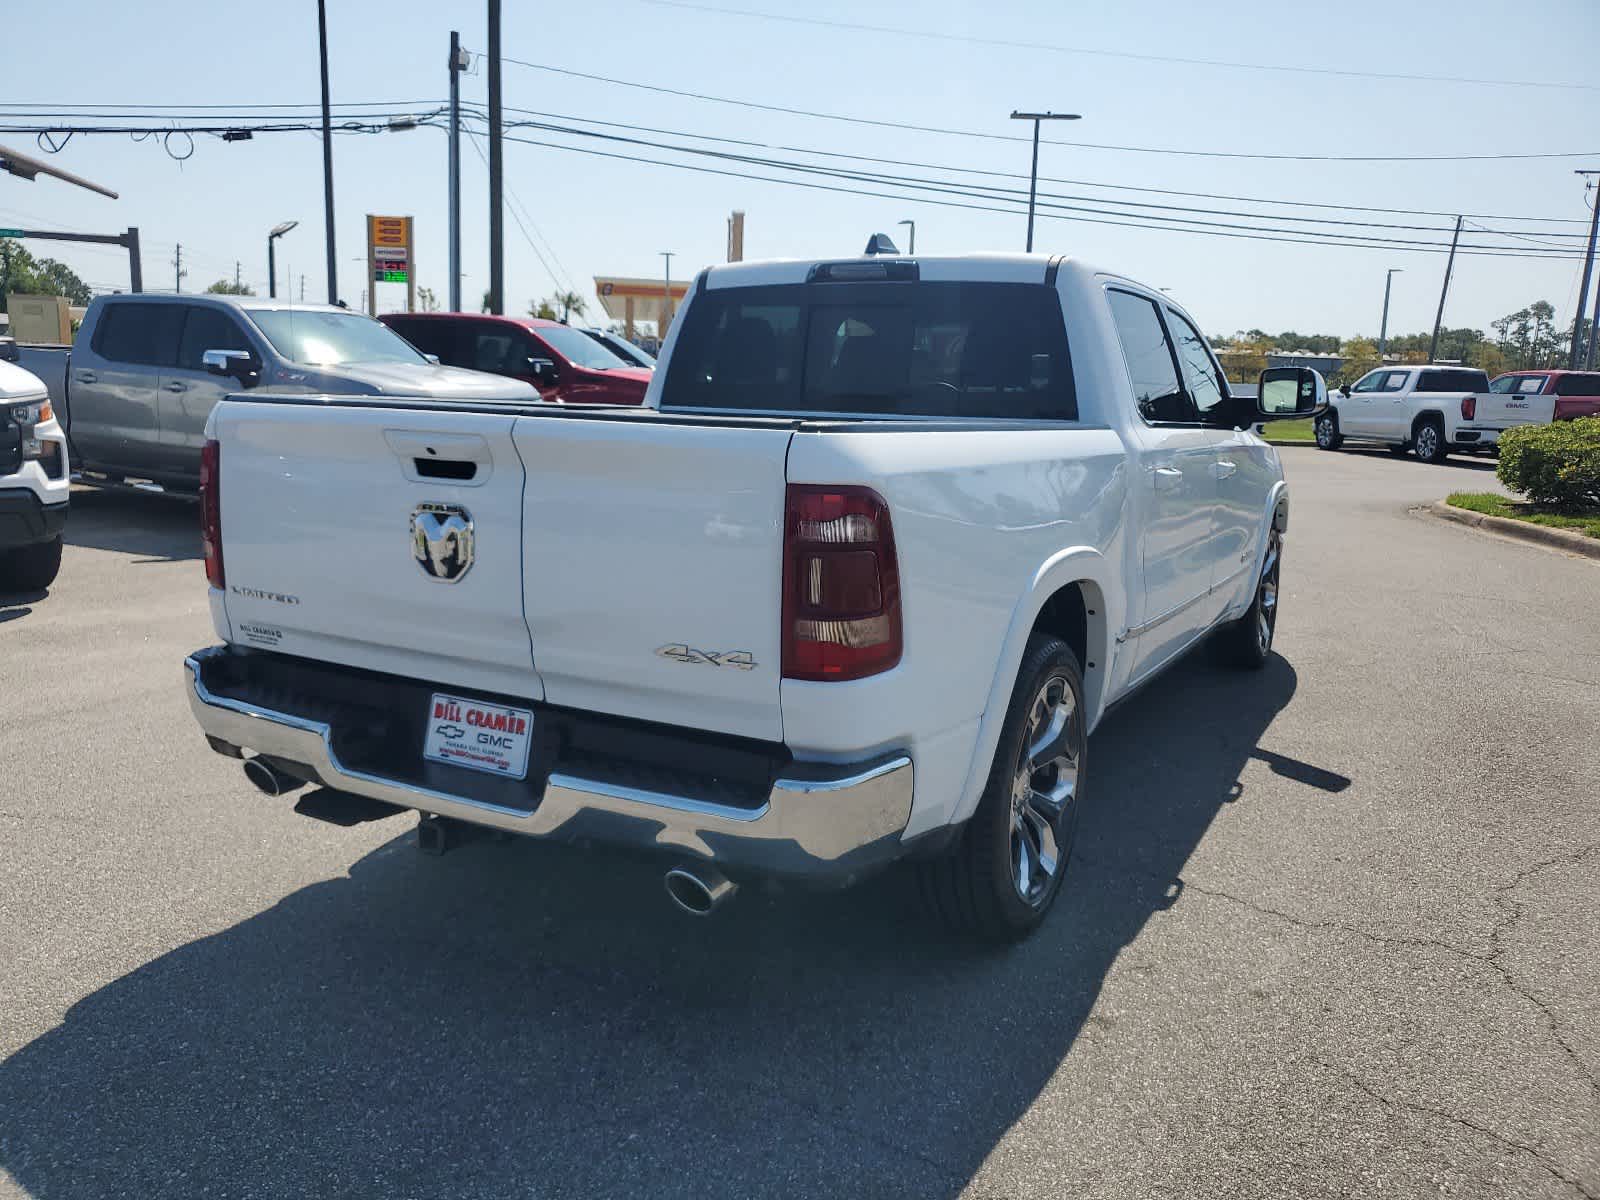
[656,644,757,670]
[411,502,475,583]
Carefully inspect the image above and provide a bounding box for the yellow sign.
[368,215,410,250]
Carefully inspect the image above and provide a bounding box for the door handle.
[1212,460,1238,480]
[1151,465,1183,492]
[74,370,97,383]
[162,381,188,393]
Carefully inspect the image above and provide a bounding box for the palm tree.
[549,290,588,324]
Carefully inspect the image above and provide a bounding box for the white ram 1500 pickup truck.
[1314,364,1546,463]
[184,255,1321,941]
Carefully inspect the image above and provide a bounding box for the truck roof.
[92,293,348,316]
[701,253,1114,290]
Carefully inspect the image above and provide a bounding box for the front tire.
[1413,418,1449,464]
[1,534,63,593]
[919,634,1087,943]
[1314,411,1343,450]
[1213,528,1281,669]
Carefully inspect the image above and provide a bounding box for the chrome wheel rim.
[1257,533,1280,653]
[1010,674,1082,904]
[1417,426,1437,458]
[1315,416,1333,447]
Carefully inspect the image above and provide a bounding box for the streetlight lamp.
[1378,268,1403,360]
[1009,111,1081,253]
[897,219,916,255]
[267,220,298,299]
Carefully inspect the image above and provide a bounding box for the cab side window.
[177,306,254,372]
[93,303,185,367]
[1165,308,1226,420]
[1106,289,1192,423]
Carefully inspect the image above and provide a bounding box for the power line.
[498,130,1585,261]
[494,117,1582,257]
[629,0,1600,93]
[498,58,1600,161]
[465,130,570,297]
[487,103,1590,227]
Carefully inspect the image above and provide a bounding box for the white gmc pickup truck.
[1314,364,1546,462]
[184,254,1320,941]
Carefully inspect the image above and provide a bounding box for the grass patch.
[1447,491,1600,540]
[1264,418,1316,443]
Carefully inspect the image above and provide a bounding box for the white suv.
[0,358,69,591]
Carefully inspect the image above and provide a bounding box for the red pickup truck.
[1488,370,1600,422]
[381,313,651,405]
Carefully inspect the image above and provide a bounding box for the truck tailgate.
[213,401,541,701]
[1475,391,1556,429]
[512,416,793,743]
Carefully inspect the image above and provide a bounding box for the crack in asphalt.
[1314,1058,1599,1200]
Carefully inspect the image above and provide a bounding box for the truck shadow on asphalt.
[0,655,1335,1199]
[61,487,200,563]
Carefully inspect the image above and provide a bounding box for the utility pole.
[1569,172,1599,369]
[1428,216,1463,364]
[1377,268,1402,360]
[317,0,338,305]
[234,261,242,291]
[172,244,185,293]
[448,30,467,312]
[487,0,504,315]
[1587,273,1600,371]
[299,275,305,303]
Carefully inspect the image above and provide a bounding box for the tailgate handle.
[413,457,477,481]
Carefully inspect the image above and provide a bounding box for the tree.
[1339,337,1382,385]
[544,290,588,323]
[417,286,439,312]
[205,278,255,296]
[0,238,93,310]
[529,298,558,320]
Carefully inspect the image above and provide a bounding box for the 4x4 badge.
[655,644,757,670]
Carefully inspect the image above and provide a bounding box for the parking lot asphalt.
[2,448,1596,1200]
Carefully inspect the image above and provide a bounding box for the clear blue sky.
[6,0,1598,340]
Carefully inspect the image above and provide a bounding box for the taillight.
[782,484,902,681]
[200,438,224,589]
[1461,395,1476,420]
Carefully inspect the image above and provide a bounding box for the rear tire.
[1,534,63,593]
[918,634,1087,943]
[1413,417,1449,464]
[1314,411,1343,451]
[1213,528,1281,670]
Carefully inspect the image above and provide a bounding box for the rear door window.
[1106,290,1190,423]
[387,318,457,363]
[1554,374,1600,396]
[663,281,1075,418]
[1380,371,1411,392]
[1416,369,1491,392]
[93,303,184,367]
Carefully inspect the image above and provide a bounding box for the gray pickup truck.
[18,294,537,490]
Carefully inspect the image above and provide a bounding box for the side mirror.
[1256,366,1326,420]
[527,357,558,385]
[202,348,258,385]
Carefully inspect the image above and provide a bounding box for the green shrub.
[1496,417,1600,510]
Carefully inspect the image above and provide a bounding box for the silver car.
[42,295,537,490]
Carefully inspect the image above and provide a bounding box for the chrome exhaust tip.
[664,864,737,916]
[243,757,304,797]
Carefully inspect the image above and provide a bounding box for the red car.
[381,313,652,405]
[1488,370,1600,422]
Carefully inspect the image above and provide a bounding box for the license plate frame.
[421,692,535,780]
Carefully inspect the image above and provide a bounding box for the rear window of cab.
[662,281,1076,419]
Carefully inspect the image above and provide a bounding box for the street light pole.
[897,219,916,255]
[317,0,337,305]
[268,221,298,300]
[1378,268,1403,360]
[661,251,674,334]
[1009,111,1081,253]
[1570,171,1599,369]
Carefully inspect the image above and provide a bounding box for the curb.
[1429,500,1600,561]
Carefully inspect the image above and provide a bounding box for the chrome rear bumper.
[185,646,913,882]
